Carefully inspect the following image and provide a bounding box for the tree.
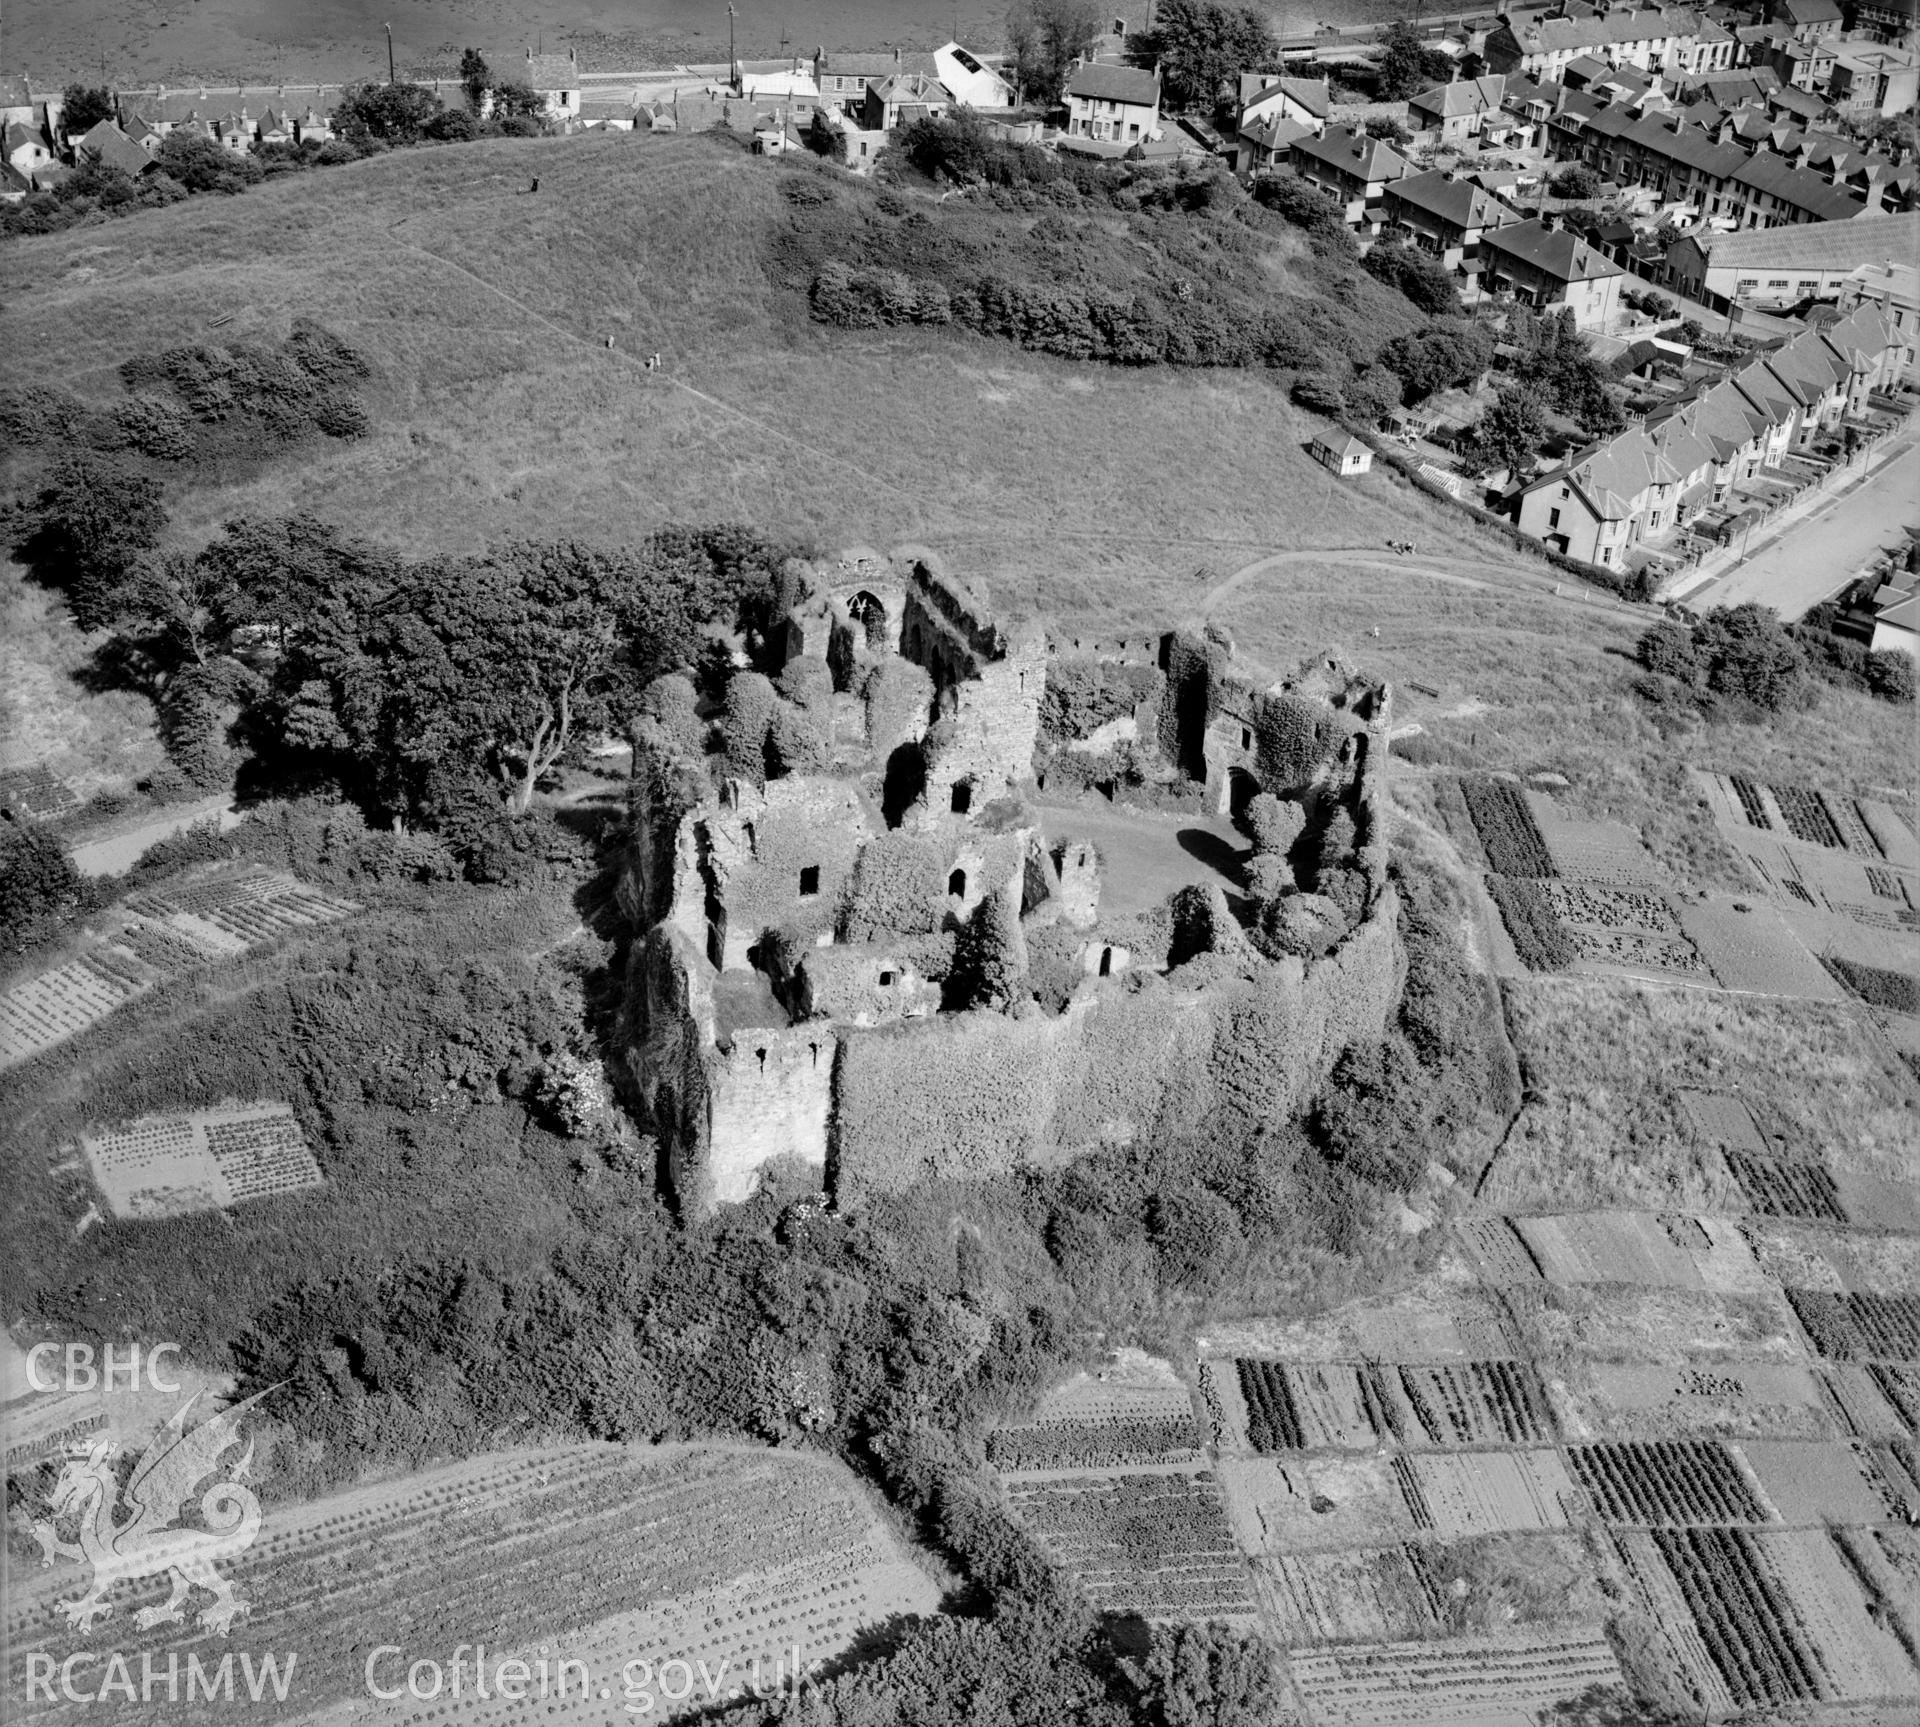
[34,453,170,629]
[0,822,87,954]
[1360,236,1462,317]
[1126,1623,1289,1727]
[156,131,262,193]
[949,889,1024,1010]
[1343,365,1401,428]
[1376,19,1451,101]
[424,107,478,142]
[1147,0,1277,112]
[1636,620,1699,684]
[1460,382,1547,478]
[61,85,117,135]
[396,548,618,814]
[1377,321,1494,403]
[488,82,546,124]
[1551,163,1602,200]
[1868,649,1915,704]
[1006,0,1105,106]
[1365,114,1412,145]
[1291,368,1346,414]
[334,81,443,145]
[459,48,491,113]
[1693,604,1804,711]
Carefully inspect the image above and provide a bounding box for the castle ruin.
[623,549,1403,1212]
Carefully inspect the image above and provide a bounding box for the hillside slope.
[0,130,1497,616]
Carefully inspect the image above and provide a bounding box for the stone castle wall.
[831,880,1401,1201]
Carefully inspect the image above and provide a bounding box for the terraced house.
[1485,5,1729,81]
[1512,303,1908,568]
[811,48,936,114]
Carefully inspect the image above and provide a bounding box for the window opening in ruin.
[756,1047,768,1070]
[743,820,756,855]
[799,866,821,896]
[810,1042,820,1066]
[950,781,973,815]
[1240,726,1252,750]
[948,869,967,897]
[879,970,895,986]
[1098,947,1113,976]
[849,591,888,647]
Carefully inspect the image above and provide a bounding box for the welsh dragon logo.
[28,1389,274,1636]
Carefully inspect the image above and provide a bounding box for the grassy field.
[1,131,1488,589]
[1483,974,1920,1212]
[0,559,165,793]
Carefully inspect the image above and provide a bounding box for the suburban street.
[1684,436,1919,620]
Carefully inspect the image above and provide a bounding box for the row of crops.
[1235,1358,1556,1455]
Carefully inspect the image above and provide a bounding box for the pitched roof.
[1683,208,1919,272]
[1767,84,1827,120]
[1523,425,1675,518]
[1732,150,1866,220]
[1064,62,1160,105]
[870,72,951,104]
[1291,124,1412,182]
[1386,168,1519,230]
[814,50,938,78]
[1483,218,1626,284]
[4,119,44,153]
[1505,5,1704,55]
[1241,75,1330,120]
[1,161,32,195]
[1238,113,1315,153]
[1778,0,1842,23]
[525,50,579,89]
[77,120,153,177]
[1409,73,1506,119]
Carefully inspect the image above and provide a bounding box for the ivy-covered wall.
[701,779,872,968]
[832,880,1401,1203]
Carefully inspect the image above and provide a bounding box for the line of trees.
[21,466,808,851]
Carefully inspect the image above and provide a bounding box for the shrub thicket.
[1486,874,1574,971]
[1824,955,1920,1013]
[779,155,1418,376]
[1040,658,1162,740]
[1312,849,1519,1187]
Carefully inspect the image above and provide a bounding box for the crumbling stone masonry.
[624,548,1403,1213]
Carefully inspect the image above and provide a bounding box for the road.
[1686,437,1920,621]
